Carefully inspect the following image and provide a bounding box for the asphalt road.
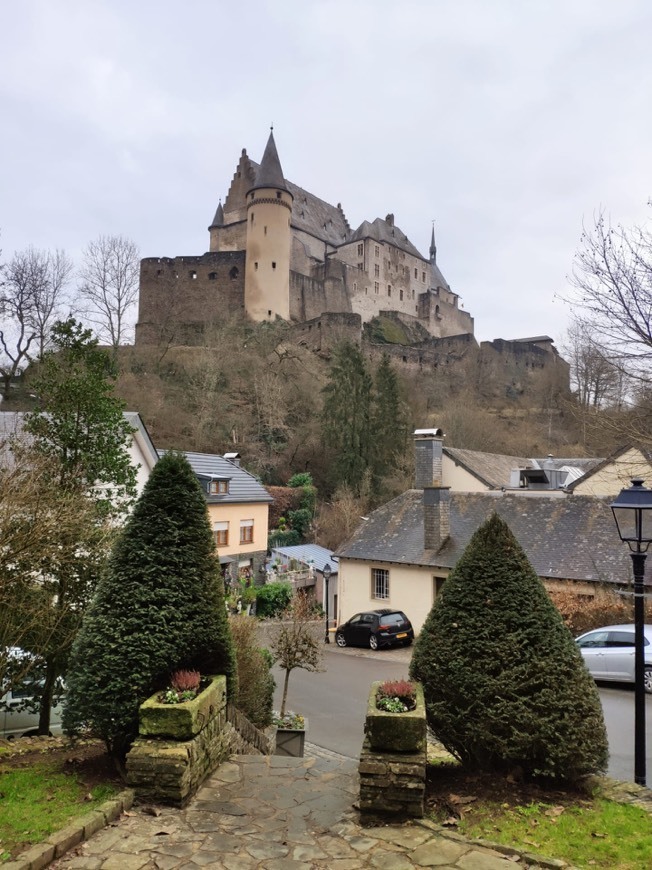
[272,645,652,783]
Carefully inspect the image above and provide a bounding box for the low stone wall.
[227,703,274,755]
[359,738,427,819]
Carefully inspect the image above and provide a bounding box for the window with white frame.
[240,519,254,544]
[372,567,389,599]
[213,521,229,546]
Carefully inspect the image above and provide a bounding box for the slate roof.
[444,447,604,490]
[336,490,645,586]
[350,217,427,261]
[249,131,289,193]
[565,445,652,492]
[175,450,273,505]
[248,160,349,247]
[444,447,532,488]
[270,544,338,574]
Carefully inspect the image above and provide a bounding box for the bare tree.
[569,209,652,382]
[79,235,140,348]
[0,246,72,399]
[562,316,626,410]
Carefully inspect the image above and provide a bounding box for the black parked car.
[335,609,414,651]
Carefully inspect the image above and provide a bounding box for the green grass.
[0,763,118,862]
[455,797,652,869]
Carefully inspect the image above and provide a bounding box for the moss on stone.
[364,681,426,753]
[139,675,226,740]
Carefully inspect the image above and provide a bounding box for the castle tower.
[429,225,437,264]
[208,200,224,251]
[244,131,293,322]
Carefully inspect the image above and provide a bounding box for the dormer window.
[209,480,229,495]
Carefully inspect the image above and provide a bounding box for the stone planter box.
[364,681,426,753]
[139,675,226,740]
[274,718,308,757]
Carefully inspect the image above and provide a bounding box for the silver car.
[1,648,63,738]
[575,624,652,693]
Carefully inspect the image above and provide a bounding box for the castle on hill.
[135,131,474,347]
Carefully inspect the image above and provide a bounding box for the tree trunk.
[38,655,58,735]
[280,668,291,717]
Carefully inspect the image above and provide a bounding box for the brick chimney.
[414,429,450,551]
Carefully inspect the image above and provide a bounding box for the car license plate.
[396,632,407,639]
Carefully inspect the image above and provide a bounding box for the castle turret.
[208,200,224,251]
[244,130,294,322]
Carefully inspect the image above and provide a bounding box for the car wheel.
[335,633,347,648]
[369,634,379,651]
[645,666,652,694]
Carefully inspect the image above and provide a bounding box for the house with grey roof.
[336,429,641,635]
[443,445,603,493]
[268,544,338,627]
[0,410,158,496]
[177,450,273,584]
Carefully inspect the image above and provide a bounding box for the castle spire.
[250,130,289,193]
[429,223,437,263]
[210,199,224,229]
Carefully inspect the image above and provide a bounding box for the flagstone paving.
[49,747,561,869]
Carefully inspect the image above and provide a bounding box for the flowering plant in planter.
[272,710,305,730]
[158,669,203,704]
[376,678,417,713]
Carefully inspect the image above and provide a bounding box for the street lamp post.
[610,478,652,787]
[323,562,332,644]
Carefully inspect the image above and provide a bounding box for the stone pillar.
[359,739,426,818]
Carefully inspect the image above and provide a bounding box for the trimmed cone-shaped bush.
[410,513,608,782]
[63,451,236,760]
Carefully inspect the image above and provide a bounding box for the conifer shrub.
[410,513,608,783]
[62,451,237,761]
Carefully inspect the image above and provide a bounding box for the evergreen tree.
[16,319,136,733]
[371,353,407,491]
[63,451,236,761]
[410,513,608,782]
[25,318,136,515]
[321,341,372,493]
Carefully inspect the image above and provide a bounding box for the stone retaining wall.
[359,738,427,819]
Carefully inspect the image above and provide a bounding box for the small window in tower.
[157,269,162,276]
[209,272,217,280]
[189,270,197,279]
[375,245,379,257]
[276,191,282,199]
[399,288,403,301]
[388,285,391,297]
[357,262,363,271]
[272,262,276,270]
[255,262,258,271]
[264,226,267,235]
[229,267,239,279]
[414,268,418,278]
[374,282,379,294]
[412,289,415,300]
[353,282,357,292]
[374,264,379,277]
[268,310,272,316]
[422,272,426,282]
[357,243,363,256]
[251,213,254,224]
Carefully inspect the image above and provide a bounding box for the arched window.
[229,267,239,280]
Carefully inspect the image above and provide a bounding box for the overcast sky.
[2,0,652,345]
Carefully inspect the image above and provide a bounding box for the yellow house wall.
[337,559,446,635]
[338,559,604,637]
[572,449,652,496]
[206,501,269,559]
[442,456,490,492]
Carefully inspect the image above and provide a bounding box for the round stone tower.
[244,130,293,322]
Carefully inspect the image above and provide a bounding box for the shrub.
[288,472,313,488]
[229,614,274,728]
[287,507,312,538]
[548,587,642,637]
[268,529,301,549]
[255,581,293,618]
[377,679,415,702]
[410,513,608,783]
[63,451,237,761]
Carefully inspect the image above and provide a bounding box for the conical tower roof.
[430,225,437,262]
[249,130,290,194]
[210,200,224,228]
